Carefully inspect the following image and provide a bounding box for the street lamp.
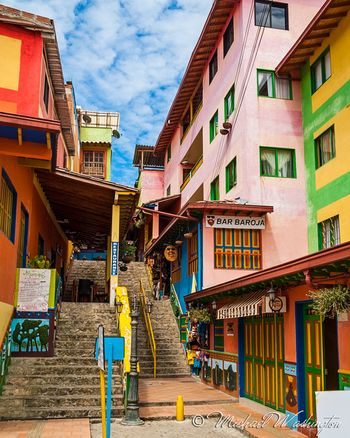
[211,300,217,319]
[115,297,123,314]
[121,294,144,426]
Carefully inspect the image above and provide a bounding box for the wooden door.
[244,315,285,410]
[303,304,323,420]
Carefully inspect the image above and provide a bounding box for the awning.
[35,168,138,249]
[217,291,264,319]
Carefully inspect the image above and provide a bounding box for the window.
[226,157,237,192]
[82,151,105,178]
[214,229,261,269]
[166,185,171,196]
[188,231,198,276]
[214,320,224,352]
[224,84,235,120]
[210,176,220,201]
[0,170,17,243]
[260,147,295,178]
[17,205,29,268]
[38,234,45,256]
[43,75,50,112]
[315,126,335,168]
[318,215,340,250]
[181,83,203,141]
[210,110,219,142]
[255,1,288,30]
[257,70,292,99]
[167,145,171,162]
[223,17,234,57]
[311,48,331,93]
[209,50,218,84]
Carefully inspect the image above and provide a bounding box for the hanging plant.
[188,307,211,324]
[308,285,350,319]
[27,255,51,269]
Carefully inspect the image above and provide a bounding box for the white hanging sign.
[205,215,265,229]
[17,269,51,312]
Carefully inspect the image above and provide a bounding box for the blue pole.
[106,347,113,438]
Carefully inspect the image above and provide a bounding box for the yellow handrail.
[139,280,157,378]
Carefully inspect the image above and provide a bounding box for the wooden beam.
[46,132,51,149]
[18,157,51,169]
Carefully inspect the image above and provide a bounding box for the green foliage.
[189,307,211,324]
[27,255,51,269]
[120,241,137,257]
[308,285,350,319]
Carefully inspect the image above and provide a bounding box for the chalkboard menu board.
[17,269,51,312]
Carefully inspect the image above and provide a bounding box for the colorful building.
[0,6,138,391]
[136,0,324,309]
[277,0,350,254]
[78,109,120,181]
[183,1,350,434]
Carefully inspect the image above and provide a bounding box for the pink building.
[137,0,324,308]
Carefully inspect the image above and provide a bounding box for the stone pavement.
[0,419,90,438]
[138,377,306,438]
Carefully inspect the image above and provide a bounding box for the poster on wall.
[205,215,265,229]
[17,269,51,312]
[11,317,51,354]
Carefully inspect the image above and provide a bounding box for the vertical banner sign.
[111,242,119,276]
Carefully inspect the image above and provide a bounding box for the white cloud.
[5,0,212,185]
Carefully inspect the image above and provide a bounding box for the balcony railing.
[180,155,203,192]
[81,163,105,178]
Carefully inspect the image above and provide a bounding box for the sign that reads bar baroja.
[205,215,265,229]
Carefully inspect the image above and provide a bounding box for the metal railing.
[180,155,203,192]
[81,163,105,178]
[139,280,156,378]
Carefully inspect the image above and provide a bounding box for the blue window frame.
[0,169,17,243]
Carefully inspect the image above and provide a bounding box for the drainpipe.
[197,221,203,291]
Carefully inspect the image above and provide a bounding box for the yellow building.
[277,0,350,253]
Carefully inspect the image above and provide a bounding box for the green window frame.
[315,125,335,168]
[318,215,340,250]
[209,110,219,143]
[167,144,171,162]
[209,50,218,84]
[210,176,220,201]
[224,84,235,121]
[311,48,331,93]
[257,69,292,99]
[0,169,17,243]
[260,147,296,178]
[226,157,237,192]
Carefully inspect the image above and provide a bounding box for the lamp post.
[121,294,144,426]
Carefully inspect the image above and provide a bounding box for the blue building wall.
[173,222,203,313]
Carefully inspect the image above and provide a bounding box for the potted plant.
[27,255,51,269]
[188,307,211,324]
[308,285,350,320]
[120,241,136,263]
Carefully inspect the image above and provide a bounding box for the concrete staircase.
[0,303,124,420]
[119,262,189,378]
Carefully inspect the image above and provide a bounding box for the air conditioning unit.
[262,295,287,314]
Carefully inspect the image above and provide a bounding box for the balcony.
[180,155,203,192]
[81,163,105,179]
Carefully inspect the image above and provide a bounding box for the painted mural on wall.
[284,362,298,414]
[11,318,50,354]
[224,360,237,391]
[212,358,223,386]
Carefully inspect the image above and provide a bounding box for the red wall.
[0,23,43,117]
[0,153,66,304]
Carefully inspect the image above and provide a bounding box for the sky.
[5,0,213,185]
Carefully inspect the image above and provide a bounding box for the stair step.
[0,406,124,420]
[6,375,121,386]
[3,385,123,397]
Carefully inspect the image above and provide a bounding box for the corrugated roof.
[276,0,350,77]
[133,144,164,168]
[154,0,239,154]
[0,5,76,155]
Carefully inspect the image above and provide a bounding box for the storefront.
[185,242,350,433]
